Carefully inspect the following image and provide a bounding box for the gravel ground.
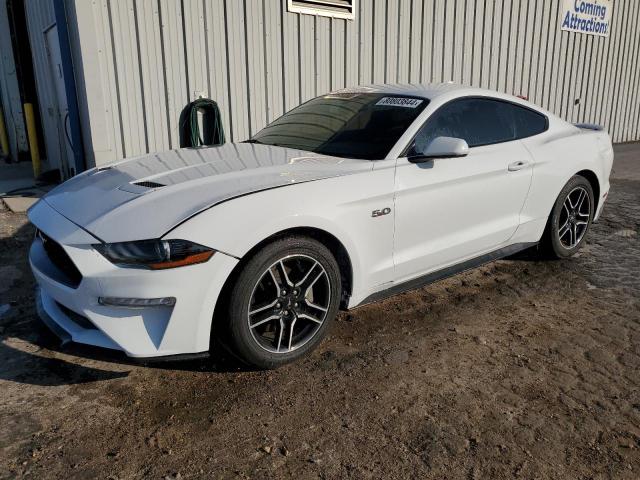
[0,163,639,479]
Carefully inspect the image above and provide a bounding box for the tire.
[222,236,342,369]
[541,175,595,259]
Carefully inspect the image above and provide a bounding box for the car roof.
[330,82,527,104]
[328,82,558,121]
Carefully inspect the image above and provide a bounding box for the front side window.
[250,93,429,160]
[411,98,516,153]
[410,98,548,154]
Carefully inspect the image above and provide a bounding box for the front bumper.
[28,199,239,358]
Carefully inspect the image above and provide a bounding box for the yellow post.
[0,103,10,159]
[24,103,41,178]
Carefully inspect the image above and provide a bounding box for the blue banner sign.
[561,0,613,37]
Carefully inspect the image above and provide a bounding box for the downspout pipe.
[53,0,85,175]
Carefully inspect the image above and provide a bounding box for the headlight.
[94,239,214,269]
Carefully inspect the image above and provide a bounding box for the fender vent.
[133,181,166,189]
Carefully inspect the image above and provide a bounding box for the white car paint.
[392,139,533,282]
[28,83,614,359]
[43,143,372,243]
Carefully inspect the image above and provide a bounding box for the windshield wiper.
[243,139,263,144]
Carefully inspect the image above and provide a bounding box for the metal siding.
[264,0,285,120]
[516,0,532,97]
[0,3,28,162]
[488,0,502,90]
[344,8,358,87]
[371,0,385,83]
[204,0,232,138]
[408,0,423,84]
[613,0,636,142]
[461,0,473,85]
[431,0,444,82]
[574,34,588,122]
[420,0,435,83]
[503,0,514,92]
[526,0,541,101]
[331,19,345,90]
[23,0,59,170]
[578,35,594,122]
[453,0,465,83]
[396,0,411,84]
[34,0,639,167]
[299,12,315,101]
[245,0,267,134]
[590,26,610,127]
[512,0,524,93]
[226,0,250,140]
[479,0,493,89]
[564,33,579,120]
[620,6,637,142]
[384,0,398,83]
[183,0,207,102]
[110,0,146,156]
[594,33,610,125]
[135,0,170,152]
[469,0,482,86]
[358,0,372,85]
[282,1,300,111]
[605,0,625,141]
[550,16,566,113]
[540,0,559,109]
[157,0,187,150]
[315,16,331,96]
[532,0,550,105]
[625,3,640,141]
[600,1,624,136]
[442,0,455,82]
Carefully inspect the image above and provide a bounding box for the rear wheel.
[223,236,341,369]
[542,175,594,259]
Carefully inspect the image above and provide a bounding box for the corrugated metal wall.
[65,0,640,167]
[0,1,27,161]
[24,0,61,173]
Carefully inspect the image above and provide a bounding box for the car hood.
[40,143,371,243]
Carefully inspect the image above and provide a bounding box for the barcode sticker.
[376,97,423,108]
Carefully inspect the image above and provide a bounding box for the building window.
[287,0,356,20]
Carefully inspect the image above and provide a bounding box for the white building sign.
[561,0,613,36]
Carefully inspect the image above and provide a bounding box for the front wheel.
[222,236,342,369]
[542,175,594,259]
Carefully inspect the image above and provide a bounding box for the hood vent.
[133,181,166,189]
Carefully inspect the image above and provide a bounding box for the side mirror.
[408,136,469,162]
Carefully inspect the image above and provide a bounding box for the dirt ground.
[1,154,639,479]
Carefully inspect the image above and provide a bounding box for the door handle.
[508,160,528,171]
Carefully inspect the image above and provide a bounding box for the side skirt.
[355,242,538,308]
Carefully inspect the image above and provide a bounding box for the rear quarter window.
[511,104,548,139]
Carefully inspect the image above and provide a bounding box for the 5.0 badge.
[371,207,391,218]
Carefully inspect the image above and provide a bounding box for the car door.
[392,97,535,283]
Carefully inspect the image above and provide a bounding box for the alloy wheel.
[247,254,331,353]
[558,186,590,249]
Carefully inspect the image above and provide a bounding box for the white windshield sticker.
[376,97,423,108]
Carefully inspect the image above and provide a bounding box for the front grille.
[37,230,83,288]
[56,302,97,330]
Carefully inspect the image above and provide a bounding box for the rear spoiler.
[573,123,604,131]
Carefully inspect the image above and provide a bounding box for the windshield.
[249,93,429,160]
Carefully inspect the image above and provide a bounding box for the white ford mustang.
[28,84,614,368]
